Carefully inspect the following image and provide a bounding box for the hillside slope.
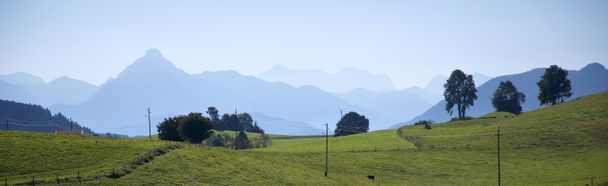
[2,91,607,185]
[399,63,608,127]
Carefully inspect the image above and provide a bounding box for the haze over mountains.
[44,49,408,135]
[393,62,608,128]
[0,73,98,106]
[1,49,605,136]
[258,65,396,93]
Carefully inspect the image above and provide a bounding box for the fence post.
[5,177,7,186]
[31,174,34,186]
[78,170,81,183]
[591,176,594,186]
[56,175,60,184]
[374,146,377,152]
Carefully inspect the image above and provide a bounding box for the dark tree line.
[206,107,264,133]
[0,99,92,133]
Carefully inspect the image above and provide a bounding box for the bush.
[205,132,233,147]
[236,130,252,149]
[412,120,433,126]
[251,133,272,148]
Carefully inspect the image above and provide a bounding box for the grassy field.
[253,129,416,152]
[0,132,168,184]
[2,91,607,185]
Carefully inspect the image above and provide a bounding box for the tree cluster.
[334,112,369,136]
[157,112,213,143]
[206,107,264,133]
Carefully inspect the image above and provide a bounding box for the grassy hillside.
[254,129,416,152]
[2,91,607,185]
[0,131,165,184]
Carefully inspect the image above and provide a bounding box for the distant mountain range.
[258,65,396,93]
[44,49,404,136]
[392,63,608,128]
[0,74,98,106]
[2,49,604,135]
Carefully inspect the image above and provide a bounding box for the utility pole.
[147,108,152,142]
[325,123,328,177]
[235,130,238,150]
[495,127,503,186]
[340,109,343,118]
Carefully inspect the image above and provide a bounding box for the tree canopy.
[537,65,572,105]
[492,81,526,114]
[157,112,213,143]
[334,112,369,136]
[443,69,478,119]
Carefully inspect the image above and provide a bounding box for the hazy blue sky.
[1,0,607,88]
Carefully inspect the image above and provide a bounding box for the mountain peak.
[580,62,606,72]
[0,72,45,85]
[117,49,185,79]
[145,48,163,58]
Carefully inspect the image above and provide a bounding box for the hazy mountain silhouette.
[258,65,396,93]
[51,49,397,136]
[0,75,98,106]
[0,72,45,85]
[392,63,608,128]
[334,88,433,124]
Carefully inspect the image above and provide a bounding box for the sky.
[0,0,607,88]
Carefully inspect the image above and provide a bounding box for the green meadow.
[1,92,607,185]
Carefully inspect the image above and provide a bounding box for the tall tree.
[537,65,572,105]
[334,112,369,136]
[492,81,526,114]
[206,106,220,124]
[443,69,478,119]
[238,113,254,131]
